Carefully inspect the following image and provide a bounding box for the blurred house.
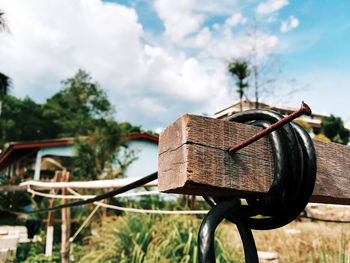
[0,138,75,181]
[121,133,158,178]
[0,134,158,182]
[212,100,326,135]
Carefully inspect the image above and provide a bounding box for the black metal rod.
[198,198,244,263]
[236,220,259,263]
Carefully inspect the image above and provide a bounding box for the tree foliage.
[321,115,349,145]
[43,69,112,138]
[75,214,236,263]
[313,133,331,143]
[42,69,128,180]
[0,72,10,100]
[119,122,141,136]
[0,69,144,182]
[0,11,10,116]
[0,95,56,145]
[0,10,9,32]
[228,60,251,111]
[72,119,123,180]
[294,119,311,133]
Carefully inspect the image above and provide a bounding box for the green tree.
[228,60,251,112]
[0,11,10,116]
[0,73,10,115]
[0,95,57,146]
[119,122,141,136]
[43,69,112,137]
[1,70,135,181]
[43,69,130,180]
[321,115,349,145]
[72,119,124,180]
[0,10,8,32]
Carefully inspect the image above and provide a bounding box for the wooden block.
[158,114,350,205]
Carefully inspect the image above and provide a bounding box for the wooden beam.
[45,172,61,257]
[61,171,71,263]
[158,114,350,205]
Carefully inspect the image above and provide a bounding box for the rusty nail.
[228,101,312,154]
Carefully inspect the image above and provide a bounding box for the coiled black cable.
[199,109,317,263]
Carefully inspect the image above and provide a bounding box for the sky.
[0,0,350,131]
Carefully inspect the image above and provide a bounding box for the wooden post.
[45,172,61,257]
[61,171,71,263]
[158,114,350,205]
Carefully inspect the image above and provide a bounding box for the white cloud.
[154,0,204,44]
[0,0,238,129]
[225,13,247,27]
[189,27,212,48]
[0,0,290,131]
[0,0,144,99]
[280,15,299,32]
[256,0,289,14]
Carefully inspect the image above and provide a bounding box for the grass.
[73,212,350,263]
[13,199,350,262]
[74,213,239,263]
[219,220,350,263]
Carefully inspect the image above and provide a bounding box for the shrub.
[74,213,237,263]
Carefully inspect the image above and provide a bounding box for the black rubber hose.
[214,109,316,230]
[1,171,158,214]
[198,198,259,263]
[199,109,317,262]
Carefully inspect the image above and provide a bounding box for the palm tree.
[228,60,250,112]
[0,11,10,116]
[0,10,9,32]
[0,73,10,115]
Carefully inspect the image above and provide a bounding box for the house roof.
[0,138,75,171]
[0,133,159,172]
[125,133,159,143]
[212,100,327,127]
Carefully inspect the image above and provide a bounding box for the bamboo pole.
[61,171,71,263]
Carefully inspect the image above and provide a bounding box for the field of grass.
[14,200,350,262]
[72,212,350,263]
[220,220,350,262]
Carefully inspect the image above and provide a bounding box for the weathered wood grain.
[158,114,350,205]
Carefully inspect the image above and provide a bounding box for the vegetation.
[314,133,332,143]
[0,10,8,32]
[43,69,112,138]
[11,198,350,263]
[228,60,251,112]
[74,213,236,263]
[0,70,144,180]
[0,70,143,233]
[294,119,311,133]
[321,115,349,145]
[0,10,10,116]
[0,95,57,144]
[16,238,61,263]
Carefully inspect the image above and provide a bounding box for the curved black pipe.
[199,109,317,262]
[198,198,258,263]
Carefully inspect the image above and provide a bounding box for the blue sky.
[0,0,349,131]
